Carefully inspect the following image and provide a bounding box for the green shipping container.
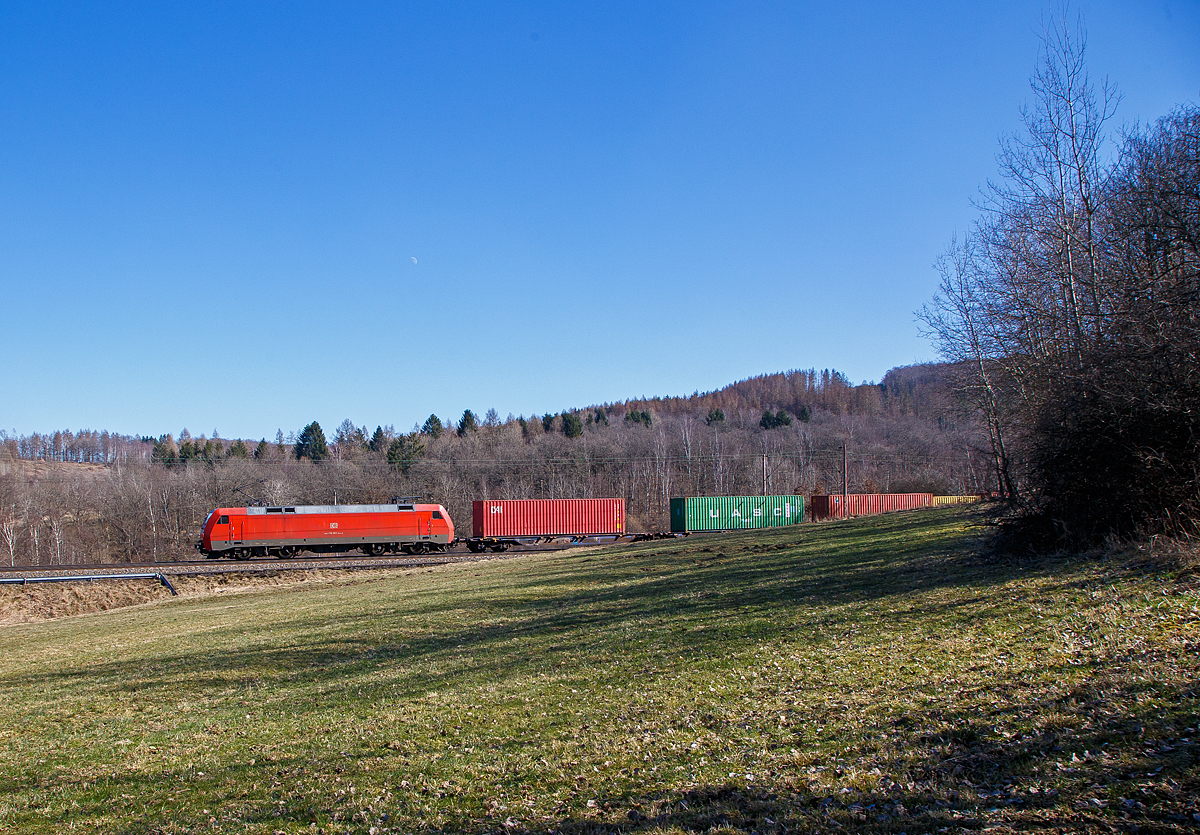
[669,495,804,533]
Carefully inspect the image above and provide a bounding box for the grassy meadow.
[0,506,1197,834]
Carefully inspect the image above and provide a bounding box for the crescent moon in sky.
[411,256,418,265]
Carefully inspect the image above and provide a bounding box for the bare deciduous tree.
[921,9,1200,543]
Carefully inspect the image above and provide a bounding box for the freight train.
[196,498,629,559]
[196,494,810,560]
[196,490,980,560]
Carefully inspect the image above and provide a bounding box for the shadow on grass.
[6,662,1195,835]
[2,508,1197,833]
[0,509,1088,705]
[415,663,1198,834]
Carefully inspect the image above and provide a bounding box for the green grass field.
[0,507,1196,834]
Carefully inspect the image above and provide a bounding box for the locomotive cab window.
[218,515,229,525]
[432,511,443,519]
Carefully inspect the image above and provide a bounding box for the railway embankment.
[0,563,480,625]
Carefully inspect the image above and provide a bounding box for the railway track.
[0,541,609,581]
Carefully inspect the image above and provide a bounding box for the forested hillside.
[0,363,990,565]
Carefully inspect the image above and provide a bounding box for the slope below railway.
[0,548,535,625]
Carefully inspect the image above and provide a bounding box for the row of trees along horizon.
[0,364,990,565]
[148,406,804,468]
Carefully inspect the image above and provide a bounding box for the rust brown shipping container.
[810,493,933,521]
[472,499,625,538]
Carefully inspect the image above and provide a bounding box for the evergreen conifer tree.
[387,433,426,473]
[295,422,328,461]
[457,410,478,437]
[421,415,444,438]
[152,435,177,466]
[561,412,583,438]
[369,426,387,453]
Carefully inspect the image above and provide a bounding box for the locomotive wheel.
[234,548,251,561]
[366,543,385,556]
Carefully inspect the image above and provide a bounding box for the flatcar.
[197,503,454,560]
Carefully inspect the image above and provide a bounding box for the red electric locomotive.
[197,503,454,560]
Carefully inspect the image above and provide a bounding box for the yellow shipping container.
[932,495,981,506]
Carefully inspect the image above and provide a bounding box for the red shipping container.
[472,499,625,538]
[810,493,933,521]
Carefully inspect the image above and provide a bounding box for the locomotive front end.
[196,508,235,558]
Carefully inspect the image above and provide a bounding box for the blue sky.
[2,1,1197,441]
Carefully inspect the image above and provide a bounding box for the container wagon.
[670,495,804,533]
[197,503,454,559]
[809,493,933,521]
[468,499,625,552]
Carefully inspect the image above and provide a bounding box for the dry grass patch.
[0,568,419,625]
